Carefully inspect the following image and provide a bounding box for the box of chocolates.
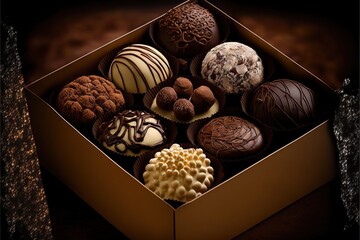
[25,0,338,239]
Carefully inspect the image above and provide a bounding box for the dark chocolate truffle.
[156,86,178,110]
[56,75,125,126]
[248,79,318,130]
[173,98,195,121]
[173,77,193,99]
[157,3,221,59]
[197,116,264,158]
[190,85,216,113]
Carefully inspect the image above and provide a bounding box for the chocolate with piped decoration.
[107,44,172,94]
[157,2,221,59]
[95,109,167,156]
[190,85,216,113]
[248,79,318,130]
[197,116,264,158]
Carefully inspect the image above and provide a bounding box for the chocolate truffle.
[201,42,264,94]
[197,116,264,158]
[143,143,214,202]
[173,77,193,99]
[56,75,125,126]
[190,85,216,113]
[108,44,172,93]
[157,3,221,59]
[248,79,318,130]
[173,98,195,121]
[156,86,178,110]
[96,109,167,156]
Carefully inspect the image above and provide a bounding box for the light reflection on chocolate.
[249,79,317,130]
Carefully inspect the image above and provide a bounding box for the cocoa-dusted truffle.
[173,77,193,99]
[56,75,125,126]
[197,116,264,158]
[248,79,318,130]
[190,85,216,113]
[156,86,178,111]
[173,98,195,121]
[157,3,221,59]
[201,42,264,93]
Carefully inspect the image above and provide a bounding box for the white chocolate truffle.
[108,44,172,93]
[143,144,214,202]
[96,110,167,156]
[201,42,264,94]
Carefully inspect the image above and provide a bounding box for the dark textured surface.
[333,79,360,232]
[157,2,221,58]
[1,0,359,239]
[1,23,53,240]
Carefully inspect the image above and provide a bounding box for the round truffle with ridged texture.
[173,98,195,121]
[197,116,264,158]
[142,143,214,202]
[56,75,125,126]
[201,42,264,93]
[190,85,216,113]
[156,86,178,111]
[157,2,221,59]
[248,79,318,130]
[108,44,172,94]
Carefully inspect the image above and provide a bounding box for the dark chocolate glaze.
[97,110,167,154]
[249,79,317,130]
[197,116,264,158]
[109,44,172,93]
[157,3,220,58]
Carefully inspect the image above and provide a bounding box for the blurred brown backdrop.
[2,0,359,239]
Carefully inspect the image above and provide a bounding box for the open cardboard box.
[25,0,339,239]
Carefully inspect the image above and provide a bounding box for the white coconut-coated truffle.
[143,144,214,202]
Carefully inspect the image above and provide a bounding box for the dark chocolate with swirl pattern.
[248,79,318,130]
[96,109,167,155]
[157,2,220,59]
[197,116,264,158]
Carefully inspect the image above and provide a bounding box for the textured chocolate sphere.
[248,79,318,130]
[173,98,195,121]
[157,3,220,59]
[173,77,193,99]
[56,75,125,126]
[197,116,264,158]
[156,87,178,110]
[190,85,216,113]
[201,42,264,93]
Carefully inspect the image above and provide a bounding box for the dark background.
[1,0,359,239]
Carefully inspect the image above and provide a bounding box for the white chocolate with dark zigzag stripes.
[108,44,172,94]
